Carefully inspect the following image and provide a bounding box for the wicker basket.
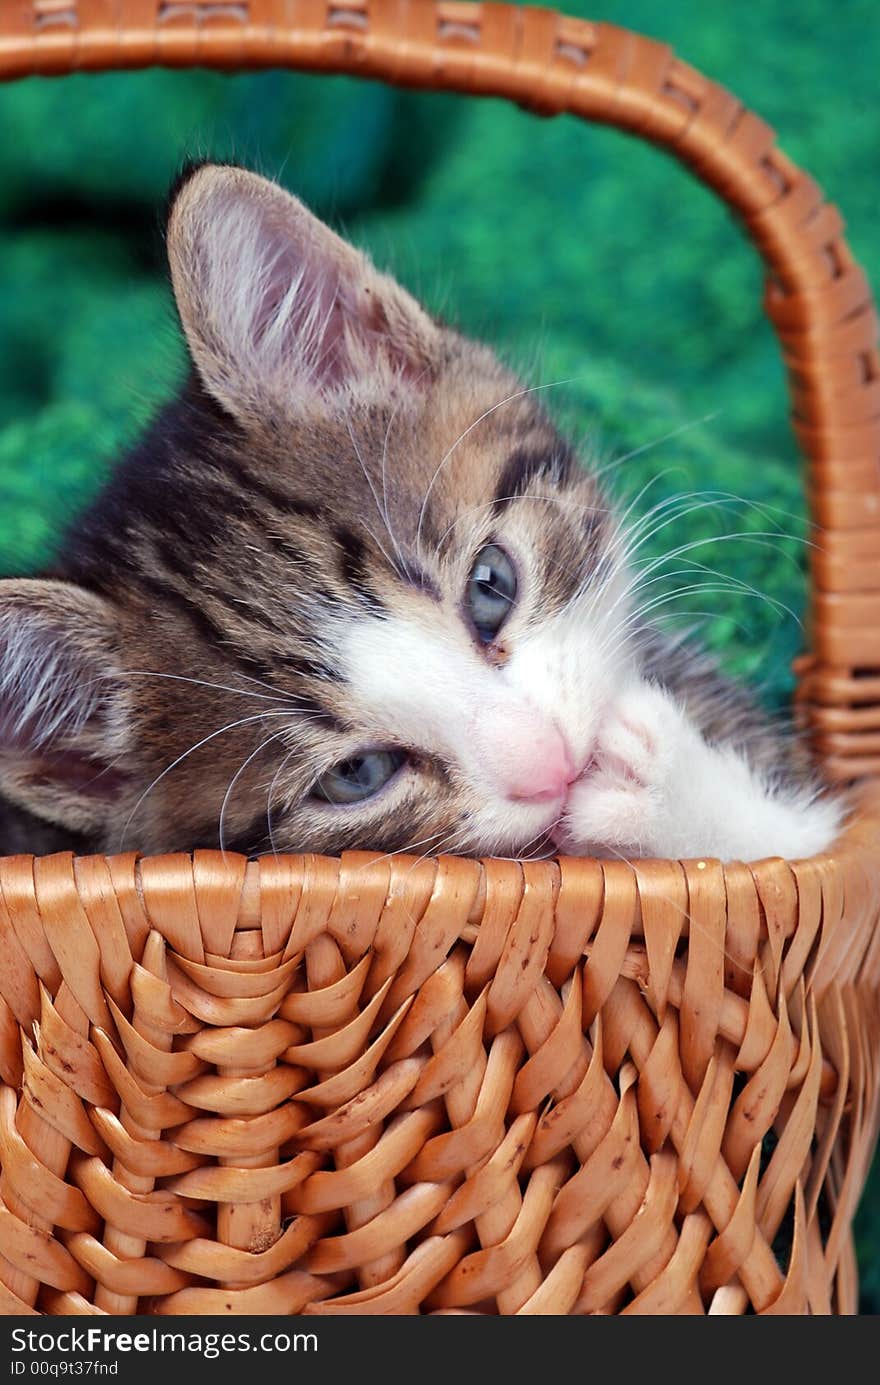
[1,0,879,1317]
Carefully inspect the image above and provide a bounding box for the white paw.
[553,679,844,862]
[594,682,681,788]
[556,682,688,856]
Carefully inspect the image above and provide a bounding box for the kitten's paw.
[556,771,660,856]
[555,682,686,855]
[593,682,682,789]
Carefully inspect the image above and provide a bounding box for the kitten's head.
[0,165,635,858]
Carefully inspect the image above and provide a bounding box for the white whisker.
[604,410,722,471]
[219,729,292,856]
[117,709,297,852]
[113,669,293,703]
[415,378,574,555]
[346,417,403,573]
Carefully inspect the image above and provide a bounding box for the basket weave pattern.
[1,829,880,1315]
[1,0,880,1315]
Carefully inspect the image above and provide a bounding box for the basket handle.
[2,0,879,781]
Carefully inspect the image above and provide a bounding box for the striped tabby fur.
[0,165,840,862]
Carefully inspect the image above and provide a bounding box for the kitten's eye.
[310,749,406,805]
[466,544,518,642]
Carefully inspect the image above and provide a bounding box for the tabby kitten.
[0,165,842,863]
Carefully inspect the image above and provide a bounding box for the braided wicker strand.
[0,1,879,1315]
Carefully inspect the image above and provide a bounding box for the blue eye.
[311,749,406,805]
[467,544,517,642]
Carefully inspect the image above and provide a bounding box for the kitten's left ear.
[0,580,131,837]
[167,163,443,420]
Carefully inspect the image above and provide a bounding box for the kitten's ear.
[167,163,442,418]
[0,580,130,836]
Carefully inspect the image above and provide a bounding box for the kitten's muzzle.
[471,704,578,805]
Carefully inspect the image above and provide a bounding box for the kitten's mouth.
[545,755,598,853]
[548,819,575,853]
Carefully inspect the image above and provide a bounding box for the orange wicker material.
[1,0,879,1317]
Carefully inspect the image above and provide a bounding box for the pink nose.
[472,706,576,803]
[505,733,576,802]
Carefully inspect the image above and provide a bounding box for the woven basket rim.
[7,772,880,932]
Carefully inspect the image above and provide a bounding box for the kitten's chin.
[548,829,610,859]
[490,818,564,862]
[547,816,609,858]
[547,822,584,856]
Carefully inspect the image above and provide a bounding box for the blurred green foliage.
[0,0,877,1307]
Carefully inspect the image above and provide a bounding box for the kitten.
[0,164,842,864]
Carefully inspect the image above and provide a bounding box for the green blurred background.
[0,0,877,1307]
